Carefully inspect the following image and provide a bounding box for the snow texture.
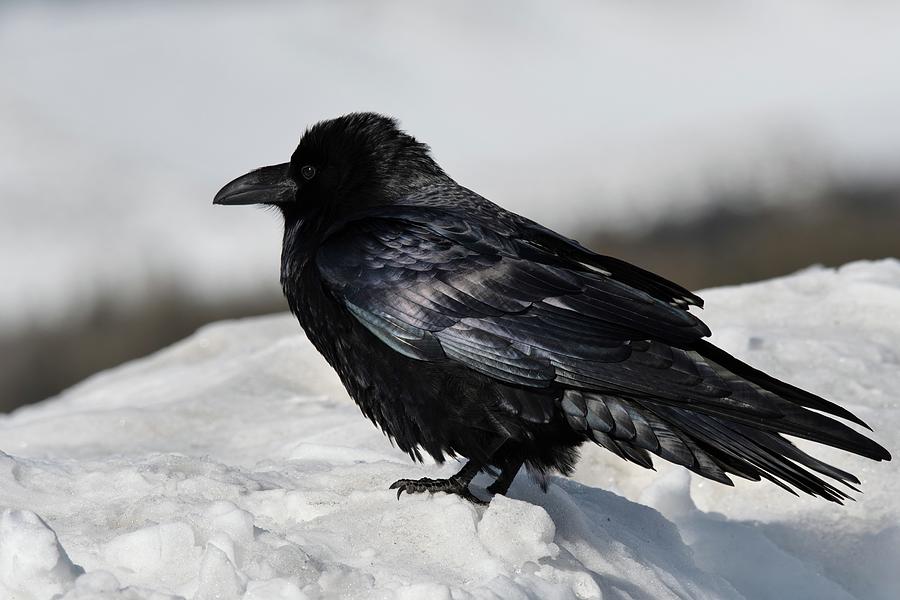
[0,260,897,599]
[4,1,900,331]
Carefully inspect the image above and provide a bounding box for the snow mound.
[0,509,83,599]
[1,260,898,599]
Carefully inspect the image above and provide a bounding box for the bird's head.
[213,113,446,222]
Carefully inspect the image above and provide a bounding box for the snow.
[0,510,83,599]
[0,259,897,599]
[4,1,900,331]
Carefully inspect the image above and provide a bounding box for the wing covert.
[316,211,713,392]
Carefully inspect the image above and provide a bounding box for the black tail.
[692,340,890,462]
[561,342,890,503]
[694,340,872,429]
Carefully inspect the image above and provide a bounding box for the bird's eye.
[300,165,316,180]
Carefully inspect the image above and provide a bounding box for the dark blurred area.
[3,179,898,413]
[585,180,900,291]
[0,290,285,413]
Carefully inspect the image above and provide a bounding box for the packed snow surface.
[1,260,898,599]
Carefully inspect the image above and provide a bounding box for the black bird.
[214,113,890,505]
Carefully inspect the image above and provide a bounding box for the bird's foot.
[389,476,488,505]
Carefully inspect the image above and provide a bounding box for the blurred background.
[2,1,899,412]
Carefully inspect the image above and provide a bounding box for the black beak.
[213,162,297,206]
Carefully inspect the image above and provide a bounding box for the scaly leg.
[486,458,524,496]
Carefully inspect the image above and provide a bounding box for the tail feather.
[561,339,890,503]
[691,342,891,462]
[733,424,861,490]
[655,406,855,503]
[693,340,871,429]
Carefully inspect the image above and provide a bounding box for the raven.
[214,112,890,505]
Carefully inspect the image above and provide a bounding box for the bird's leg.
[486,458,524,497]
[390,459,487,505]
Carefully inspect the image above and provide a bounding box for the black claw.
[388,476,488,505]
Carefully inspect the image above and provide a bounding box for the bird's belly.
[309,321,458,460]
